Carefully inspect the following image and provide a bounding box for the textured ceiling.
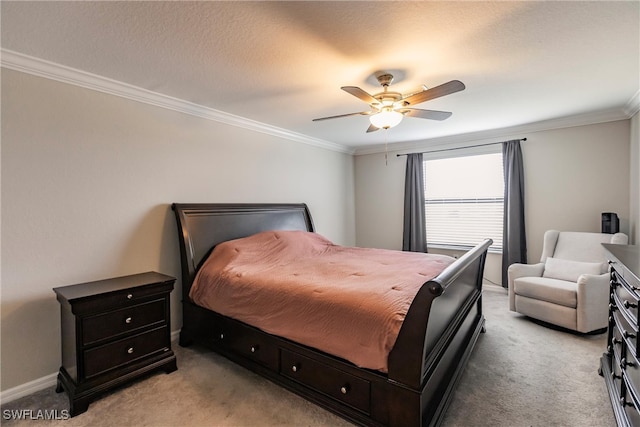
[2,1,639,151]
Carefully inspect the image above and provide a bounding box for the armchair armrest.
[576,273,610,333]
[507,262,545,311]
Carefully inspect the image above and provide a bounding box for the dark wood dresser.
[601,244,640,426]
[53,271,177,416]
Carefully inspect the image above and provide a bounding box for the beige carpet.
[1,286,615,426]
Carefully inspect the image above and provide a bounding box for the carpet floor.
[1,286,615,426]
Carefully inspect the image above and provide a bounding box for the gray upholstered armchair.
[508,230,628,333]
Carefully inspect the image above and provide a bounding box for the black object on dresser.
[53,271,177,416]
[601,244,640,426]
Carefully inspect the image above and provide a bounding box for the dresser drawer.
[280,349,370,413]
[623,345,640,404]
[611,323,625,363]
[83,326,169,378]
[614,271,640,325]
[82,299,166,345]
[622,372,640,426]
[611,259,640,293]
[614,309,639,358]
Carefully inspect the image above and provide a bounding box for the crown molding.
[354,107,633,156]
[625,89,640,117]
[0,49,354,155]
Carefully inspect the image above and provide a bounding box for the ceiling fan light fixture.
[370,109,403,129]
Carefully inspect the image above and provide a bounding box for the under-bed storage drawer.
[224,323,279,370]
[280,349,370,413]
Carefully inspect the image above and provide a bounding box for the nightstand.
[53,271,177,416]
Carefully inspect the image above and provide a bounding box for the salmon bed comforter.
[190,230,454,372]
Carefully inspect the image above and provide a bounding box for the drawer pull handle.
[219,333,224,340]
[613,337,622,345]
[612,371,621,380]
[620,397,632,407]
[609,303,618,312]
[127,347,134,354]
[340,385,350,395]
[127,293,133,300]
[292,364,299,373]
[250,345,259,353]
[125,317,132,324]
[624,301,638,309]
[624,330,636,339]
[622,358,636,368]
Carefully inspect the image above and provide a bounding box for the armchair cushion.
[542,257,603,282]
[514,276,577,308]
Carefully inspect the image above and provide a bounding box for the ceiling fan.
[312,73,465,133]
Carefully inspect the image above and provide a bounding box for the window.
[423,150,504,252]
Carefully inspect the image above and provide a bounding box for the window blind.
[424,152,504,252]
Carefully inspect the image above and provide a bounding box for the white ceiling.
[2,1,639,152]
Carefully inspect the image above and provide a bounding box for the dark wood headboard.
[172,203,314,301]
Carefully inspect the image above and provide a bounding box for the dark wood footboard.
[172,203,491,426]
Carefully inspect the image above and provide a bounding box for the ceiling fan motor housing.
[376,73,394,87]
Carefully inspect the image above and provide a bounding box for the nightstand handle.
[127,347,134,354]
[125,317,132,324]
[126,293,133,300]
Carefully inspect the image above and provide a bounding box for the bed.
[172,203,491,426]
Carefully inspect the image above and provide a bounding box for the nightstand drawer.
[83,326,169,379]
[55,272,175,316]
[83,299,166,345]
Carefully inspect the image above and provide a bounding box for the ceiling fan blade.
[402,108,453,121]
[402,80,465,106]
[312,111,371,121]
[366,124,379,133]
[342,86,379,104]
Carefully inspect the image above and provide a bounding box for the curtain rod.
[396,138,527,157]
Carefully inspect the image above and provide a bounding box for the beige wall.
[0,70,356,391]
[355,120,631,284]
[630,111,639,244]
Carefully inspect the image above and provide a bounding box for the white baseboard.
[0,329,182,405]
[0,373,58,405]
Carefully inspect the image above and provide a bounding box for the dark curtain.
[502,140,527,287]
[402,153,427,252]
